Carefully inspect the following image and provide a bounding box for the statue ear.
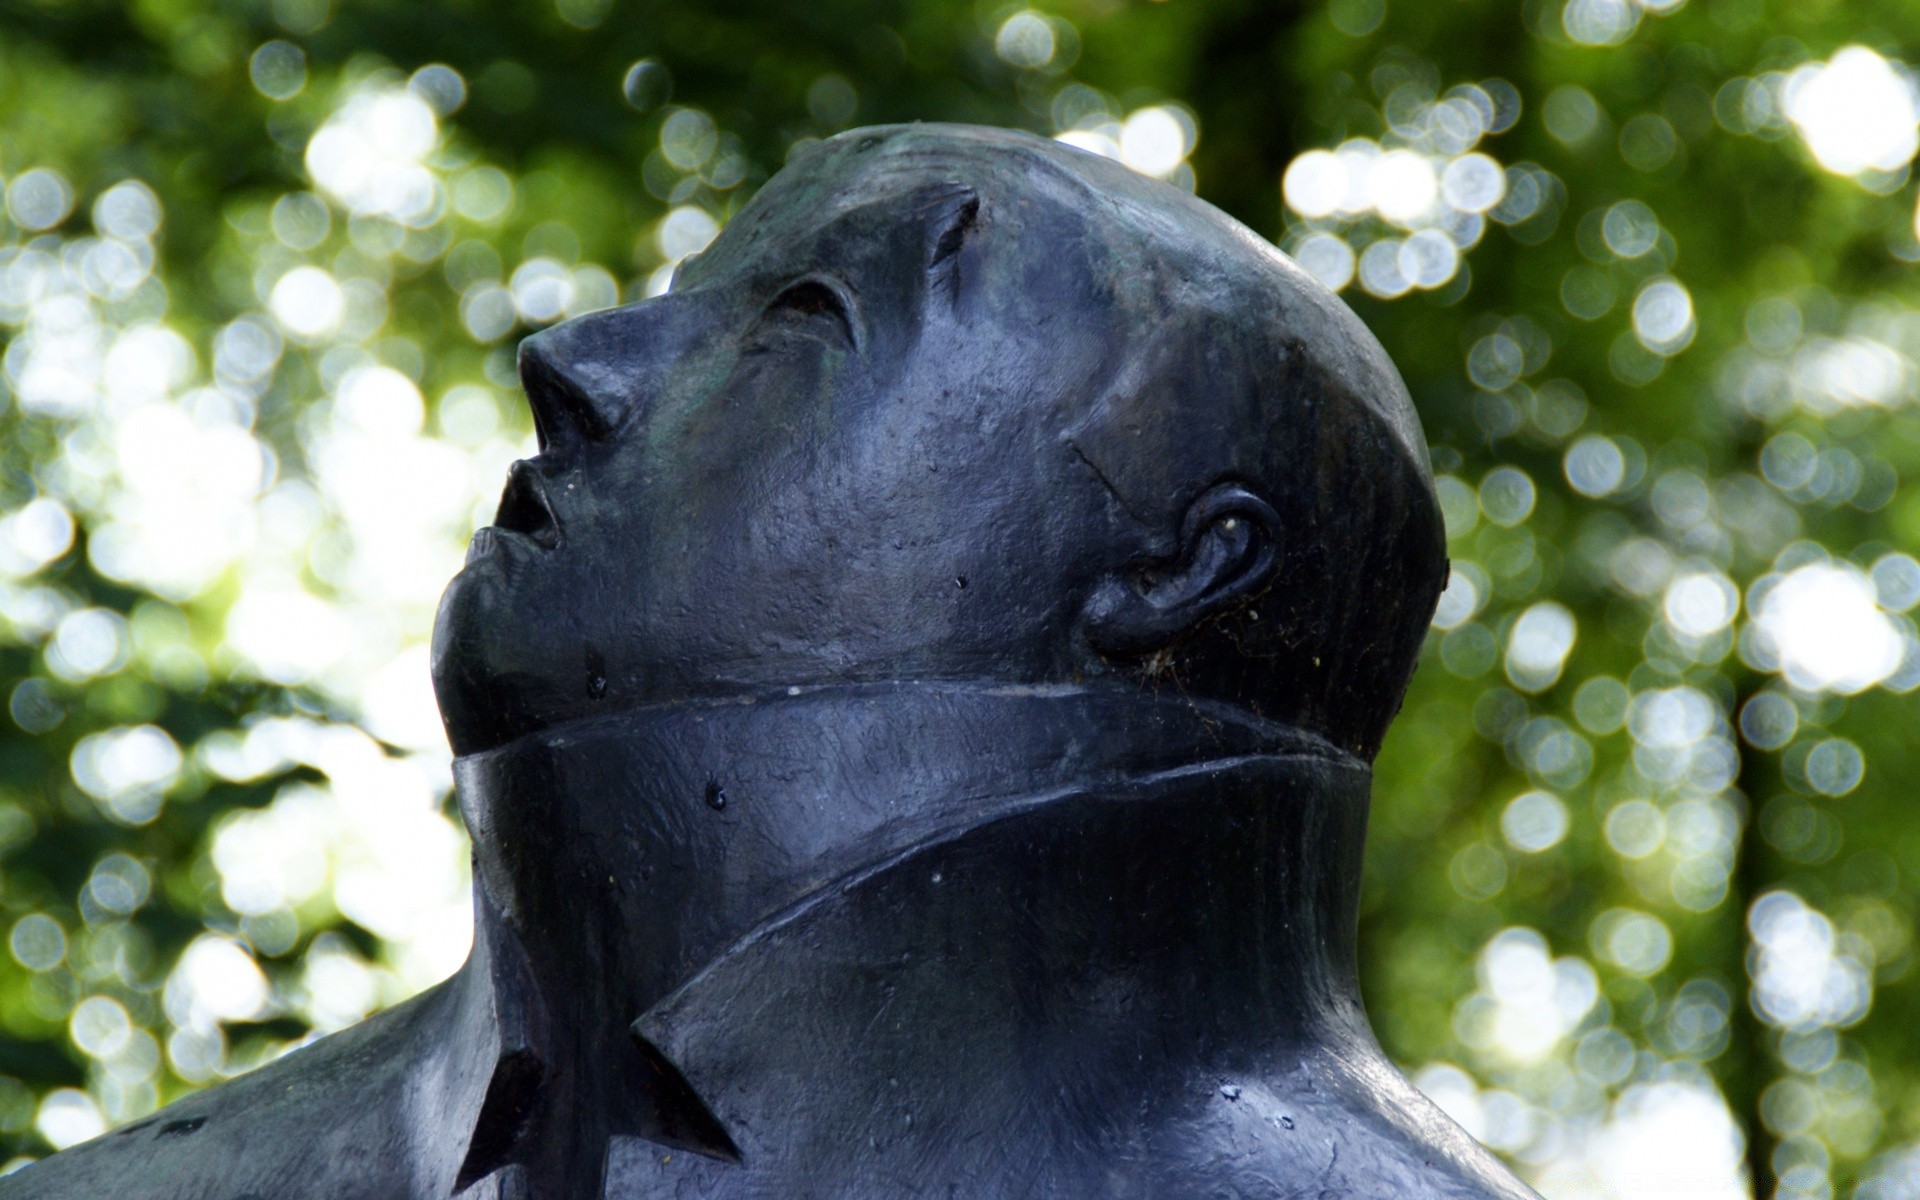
[1081,483,1281,657]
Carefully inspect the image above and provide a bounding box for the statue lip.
[465,525,536,564]
[481,459,561,553]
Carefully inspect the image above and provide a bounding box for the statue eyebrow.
[922,184,980,305]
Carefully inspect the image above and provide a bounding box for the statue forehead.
[702,124,1431,478]
[713,125,1236,268]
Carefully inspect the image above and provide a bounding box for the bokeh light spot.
[1502,790,1570,853]
[248,40,307,100]
[995,11,1057,69]
[1784,47,1919,177]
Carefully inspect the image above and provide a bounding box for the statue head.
[432,124,1445,760]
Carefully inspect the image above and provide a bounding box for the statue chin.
[429,563,566,756]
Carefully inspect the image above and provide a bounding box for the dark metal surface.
[5,124,1537,1199]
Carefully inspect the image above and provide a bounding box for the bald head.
[740,125,1446,755]
[435,124,1443,758]
[728,125,1429,474]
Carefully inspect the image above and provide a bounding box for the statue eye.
[757,278,857,351]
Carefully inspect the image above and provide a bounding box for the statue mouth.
[483,460,561,553]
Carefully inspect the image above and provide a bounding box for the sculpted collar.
[447,681,1362,1196]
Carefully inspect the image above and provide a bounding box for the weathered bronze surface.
[6,124,1539,1199]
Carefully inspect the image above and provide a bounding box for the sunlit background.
[0,1,1918,1196]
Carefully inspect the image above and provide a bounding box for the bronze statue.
[6,124,1539,1199]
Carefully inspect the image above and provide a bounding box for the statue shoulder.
[0,979,473,1200]
[1143,1044,1544,1200]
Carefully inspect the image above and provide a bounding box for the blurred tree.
[1,0,1919,1195]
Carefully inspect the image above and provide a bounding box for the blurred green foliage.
[2,0,1920,1195]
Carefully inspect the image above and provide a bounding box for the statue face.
[431,136,1133,754]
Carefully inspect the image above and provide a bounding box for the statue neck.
[457,680,1352,1007]
[450,681,1371,1192]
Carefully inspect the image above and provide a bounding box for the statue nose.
[517,334,607,452]
[516,300,677,452]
